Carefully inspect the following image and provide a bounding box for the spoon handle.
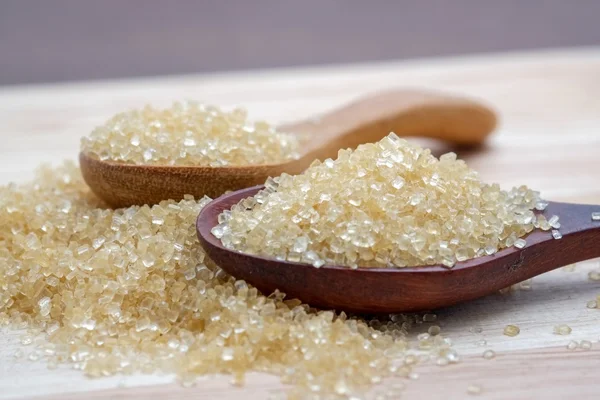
[280,89,497,161]
[539,202,600,263]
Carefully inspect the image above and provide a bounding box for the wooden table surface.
[1,48,599,400]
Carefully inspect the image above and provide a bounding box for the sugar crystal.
[467,384,482,395]
[580,340,592,350]
[81,102,300,166]
[0,163,428,396]
[553,324,572,335]
[219,135,542,268]
[588,270,600,281]
[503,325,520,337]
[514,238,527,249]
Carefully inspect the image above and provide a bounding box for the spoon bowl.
[197,186,600,313]
[80,89,497,208]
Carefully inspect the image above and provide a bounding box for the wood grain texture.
[1,48,600,399]
[198,188,600,313]
[80,89,497,207]
[26,346,600,400]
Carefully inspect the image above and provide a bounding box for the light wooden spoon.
[80,89,497,208]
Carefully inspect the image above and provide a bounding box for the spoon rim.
[80,151,302,170]
[196,185,543,274]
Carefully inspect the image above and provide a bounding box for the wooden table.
[1,48,599,400]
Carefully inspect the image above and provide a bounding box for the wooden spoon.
[80,89,496,208]
[197,185,600,314]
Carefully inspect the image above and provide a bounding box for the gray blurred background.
[1,0,600,86]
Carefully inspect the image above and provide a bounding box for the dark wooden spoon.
[80,89,496,208]
[197,185,600,313]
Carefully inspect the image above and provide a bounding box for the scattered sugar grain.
[563,264,577,272]
[436,357,450,366]
[588,270,600,281]
[586,300,597,309]
[469,326,483,334]
[467,384,483,395]
[0,163,451,397]
[503,325,520,337]
[428,325,441,336]
[514,238,527,249]
[553,324,572,335]
[422,313,437,322]
[580,340,592,350]
[519,279,533,290]
[548,215,560,229]
[19,335,34,345]
[408,372,419,380]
